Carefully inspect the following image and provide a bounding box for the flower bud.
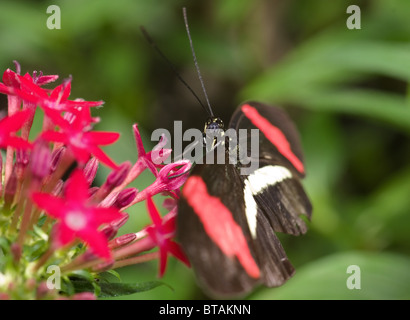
[50,147,65,173]
[30,141,51,181]
[111,212,129,229]
[157,160,192,191]
[52,179,64,196]
[101,225,117,241]
[83,157,99,186]
[15,149,29,181]
[113,188,138,209]
[109,233,137,250]
[106,161,131,190]
[2,68,20,88]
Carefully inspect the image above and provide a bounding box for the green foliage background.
[1,0,409,299]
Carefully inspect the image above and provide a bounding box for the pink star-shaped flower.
[133,124,172,175]
[145,197,190,277]
[0,63,58,98]
[0,109,32,149]
[40,108,120,169]
[16,74,103,112]
[31,170,124,259]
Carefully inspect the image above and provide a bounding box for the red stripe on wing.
[241,104,305,174]
[182,176,260,279]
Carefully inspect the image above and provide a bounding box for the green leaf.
[69,270,101,296]
[99,270,122,282]
[291,89,410,134]
[325,42,410,82]
[250,251,410,300]
[72,280,169,298]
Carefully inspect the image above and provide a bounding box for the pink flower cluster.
[0,62,191,290]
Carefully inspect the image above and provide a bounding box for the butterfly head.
[203,117,224,150]
[204,117,224,132]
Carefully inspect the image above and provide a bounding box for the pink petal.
[0,83,13,95]
[61,100,104,109]
[41,131,66,144]
[2,136,32,150]
[35,75,59,86]
[17,75,49,99]
[49,83,64,100]
[79,230,111,260]
[133,124,146,157]
[146,197,162,226]
[142,157,159,177]
[13,88,40,104]
[61,80,72,101]
[0,109,31,133]
[69,107,98,131]
[64,170,89,203]
[54,222,76,246]
[43,108,69,129]
[161,212,177,235]
[158,245,168,277]
[70,145,92,164]
[90,207,124,225]
[2,69,19,88]
[89,146,118,169]
[167,241,191,267]
[86,131,120,145]
[31,192,66,219]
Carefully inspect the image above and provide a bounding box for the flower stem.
[60,255,103,274]
[111,251,159,270]
[16,199,34,246]
[112,236,155,261]
[16,178,41,246]
[33,245,55,272]
[9,179,28,233]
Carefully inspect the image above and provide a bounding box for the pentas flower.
[145,197,190,277]
[1,62,58,90]
[40,107,120,169]
[0,63,59,143]
[133,124,172,176]
[16,74,103,112]
[31,170,124,259]
[0,62,191,300]
[29,70,59,87]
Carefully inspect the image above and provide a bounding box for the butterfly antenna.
[140,26,212,117]
[182,7,214,118]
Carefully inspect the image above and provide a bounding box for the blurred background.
[1,0,409,299]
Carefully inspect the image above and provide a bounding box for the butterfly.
[177,101,312,297]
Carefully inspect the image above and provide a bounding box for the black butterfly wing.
[230,101,312,236]
[229,101,306,178]
[177,151,294,297]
